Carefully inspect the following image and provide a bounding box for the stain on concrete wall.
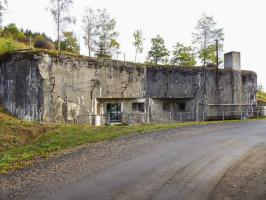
[0,51,257,123]
[0,53,44,121]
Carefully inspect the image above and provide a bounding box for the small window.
[132,103,145,112]
[178,103,186,112]
[163,103,171,112]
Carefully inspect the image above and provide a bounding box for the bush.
[0,38,29,54]
[34,40,55,50]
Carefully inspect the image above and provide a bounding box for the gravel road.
[1,121,266,200]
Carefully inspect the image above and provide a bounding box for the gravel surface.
[208,144,266,200]
[0,121,265,200]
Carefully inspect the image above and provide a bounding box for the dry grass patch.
[0,105,54,152]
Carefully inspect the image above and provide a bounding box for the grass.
[0,104,265,174]
[257,91,266,104]
[0,105,54,153]
[0,118,241,174]
[0,38,31,55]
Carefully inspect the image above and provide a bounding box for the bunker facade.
[0,51,257,124]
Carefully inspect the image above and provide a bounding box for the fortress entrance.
[106,103,121,122]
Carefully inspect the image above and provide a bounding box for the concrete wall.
[39,54,146,122]
[146,66,257,120]
[146,67,204,118]
[224,52,241,70]
[0,53,44,121]
[0,51,257,123]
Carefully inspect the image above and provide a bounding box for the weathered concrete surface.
[0,53,44,121]
[146,66,257,119]
[224,51,241,70]
[0,50,257,123]
[39,54,146,122]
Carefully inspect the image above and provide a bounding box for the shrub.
[0,38,29,54]
[34,40,55,50]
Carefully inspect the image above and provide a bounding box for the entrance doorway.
[106,103,121,122]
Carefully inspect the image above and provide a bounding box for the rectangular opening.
[106,103,121,122]
[178,102,186,112]
[163,103,171,112]
[132,103,145,112]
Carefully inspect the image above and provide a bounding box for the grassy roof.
[0,49,258,75]
[257,91,266,104]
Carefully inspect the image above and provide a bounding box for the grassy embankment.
[0,38,30,54]
[0,105,251,174]
[257,91,266,104]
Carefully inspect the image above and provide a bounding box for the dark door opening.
[106,103,121,122]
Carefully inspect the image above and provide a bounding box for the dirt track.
[1,121,266,200]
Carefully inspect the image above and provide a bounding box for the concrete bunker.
[0,50,257,125]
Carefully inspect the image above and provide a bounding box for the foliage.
[147,35,169,64]
[0,24,34,54]
[59,31,80,54]
[0,37,29,54]
[0,23,53,49]
[258,84,264,92]
[198,44,218,65]
[21,29,53,44]
[110,38,120,59]
[192,13,224,66]
[94,9,119,59]
[34,39,55,50]
[1,23,26,41]
[2,23,18,35]
[257,91,266,104]
[82,7,97,57]
[48,0,75,50]
[133,29,144,62]
[171,43,196,66]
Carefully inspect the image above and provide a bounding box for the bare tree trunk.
[203,30,207,67]
[88,33,91,56]
[57,27,60,51]
[57,0,60,51]
[88,47,91,57]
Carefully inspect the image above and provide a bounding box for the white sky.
[3,0,266,88]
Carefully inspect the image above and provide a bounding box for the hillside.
[257,91,266,105]
[0,38,31,55]
[0,105,50,153]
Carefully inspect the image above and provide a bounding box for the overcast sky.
[3,0,266,88]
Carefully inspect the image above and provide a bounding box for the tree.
[0,0,7,27]
[48,0,75,51]
[94,9,119,59]
[2,23,18,37]
[198,44,217,65]
[171,43,196,66]
[192,13,224,66]
[133,29,144,62]
[147,35,169,65]
[82,7,97,57]
[110,38,120,59]
[60,31,80,54]
[1,23,26,42]
[258,84,264,92]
